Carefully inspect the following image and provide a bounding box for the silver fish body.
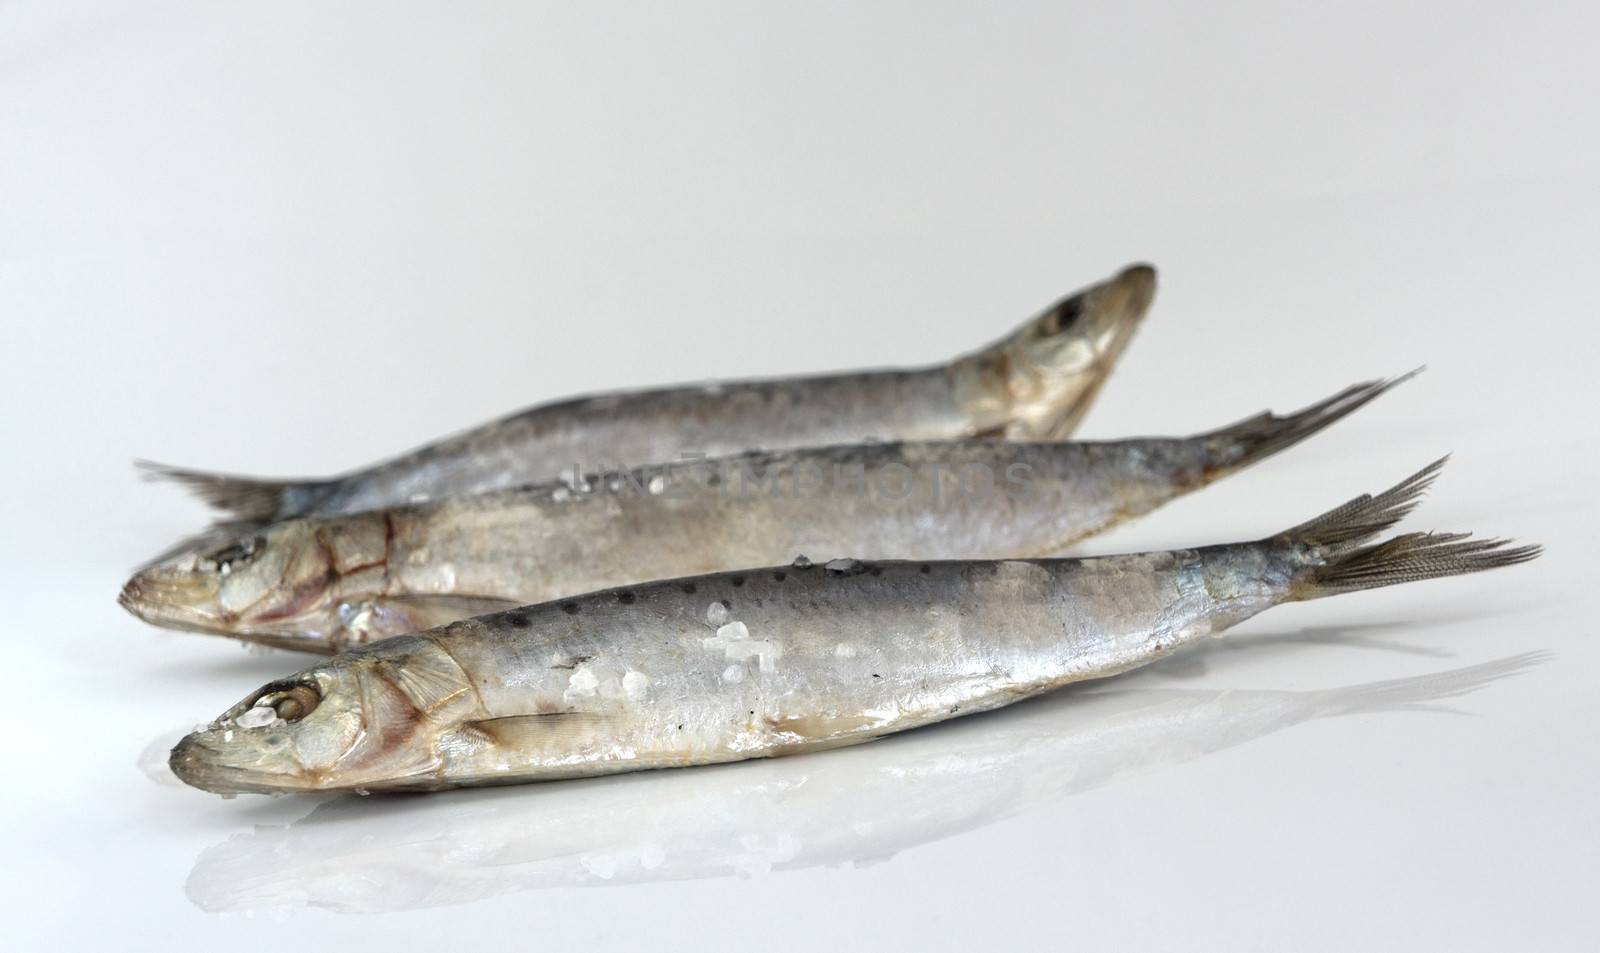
[144,264,1156,523]
[123,376,1406,651]
[167,460,1537,795]
[184,654,1540,912]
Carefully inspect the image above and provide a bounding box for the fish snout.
[168,733,259,796]
[1079,263,1156,341]
[168,734,216,791]
[1112,263,1157,318]
[118,565,228,633]
[169,726,312,796]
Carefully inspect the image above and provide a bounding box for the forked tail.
[1198,368,1421,480]
[1277,457,1541,599]
[136,461,332,524]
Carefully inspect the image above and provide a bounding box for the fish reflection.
[186,649,1544,914]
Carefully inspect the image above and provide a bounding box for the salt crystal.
[647,474,668,495]
[791,554,812,568]
[566,666,600,696]
[721,664,745,683]
[706,602,730,626]
[622,670,650,698]
[235,706,279,729]
[716,620,749,642]
[825,558,859,573]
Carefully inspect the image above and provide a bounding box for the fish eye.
[206,535,268,574]
[250,682,321,722]
[1038,297,1082,336]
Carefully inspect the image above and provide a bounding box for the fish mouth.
[118,576,334,654]
[170,731,317,797]
[1107,263,1157,322]
[170,734,273,795]
[1081,263,1157,361]
[118,573,225,632]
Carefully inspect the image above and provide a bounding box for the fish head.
[170,636,478,795]
[954,263,1157,440]
[119,514,396,652]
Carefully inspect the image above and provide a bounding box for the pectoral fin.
[464,712,623,749]
[437,711,655,780]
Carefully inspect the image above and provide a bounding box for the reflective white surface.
[3,2,1596,950]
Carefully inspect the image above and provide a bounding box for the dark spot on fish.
[721,599,731,610]
[871,673,881,678]
[1041,295,1082,334]
[706,472,722,486]
[919,564,931,574]
[560,602,580,615]
[616,591,635,604]
[551,654,593,670]
[730,575,745,587]
[680,582,697,594]
[504,612,531,628]
[677,724,684,730]
[772,571,787,582]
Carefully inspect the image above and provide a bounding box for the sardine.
[167,459,1538,795]
[141,264,1156,524]
[123,374,1408,652]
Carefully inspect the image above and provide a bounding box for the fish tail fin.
[136,461,329,522]
[1198,368,1421,480]
[1275,457,1541,600]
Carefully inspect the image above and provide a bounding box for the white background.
[3,2,1596,950]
